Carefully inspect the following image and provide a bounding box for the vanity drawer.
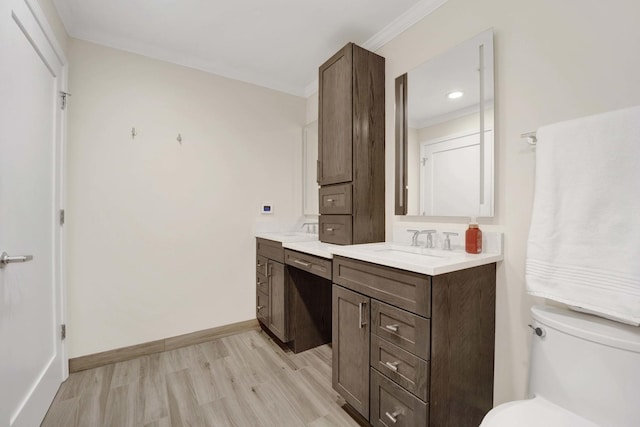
[371,300,430,360]
[256,238,284,263]
[256,255,269,276]
[371,335,429,402]
[333,256,431,317]
[284,249,332,280]
[319,183,352,215]
[256,291,269,324]
[256,272,269,295]
[319,215,352,245]
[370,368,429,427]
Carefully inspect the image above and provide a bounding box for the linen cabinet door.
[332,284,370,419]
[318,44,353,185]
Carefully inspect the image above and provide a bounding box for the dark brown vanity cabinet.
[332,285,371,418]
[318,43,385,245]
[255,238,289,343]
[255,239,334,353]
[332,256,496,427]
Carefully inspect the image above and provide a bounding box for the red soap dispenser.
[465,217,482,254]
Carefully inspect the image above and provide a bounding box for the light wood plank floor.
[42,329,360,427]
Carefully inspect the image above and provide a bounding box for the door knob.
[0,252,34,268]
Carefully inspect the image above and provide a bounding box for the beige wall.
[375,0,640,404]
[306,92,318,125]
[66,39,305,358]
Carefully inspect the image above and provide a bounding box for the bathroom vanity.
[330,247,497,427]
[256,231,501,427]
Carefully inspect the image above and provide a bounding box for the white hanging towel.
[525,105,640,325]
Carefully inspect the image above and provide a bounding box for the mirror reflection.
[396,29,494,217]
[303,121,319,216]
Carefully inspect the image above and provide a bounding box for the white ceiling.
[52,0,449,97]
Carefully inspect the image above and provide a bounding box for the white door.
[419,129,494,217]
[0,0,67,426]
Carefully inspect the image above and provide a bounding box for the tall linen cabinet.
[318,43,385,245]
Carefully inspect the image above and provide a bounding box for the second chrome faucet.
[408,229,459,250]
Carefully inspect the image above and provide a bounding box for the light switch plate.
[260,203,274,214]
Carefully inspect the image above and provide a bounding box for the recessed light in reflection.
[447,91,464,99]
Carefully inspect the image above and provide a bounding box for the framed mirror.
[302,121,319,215]
[395,29,495,217]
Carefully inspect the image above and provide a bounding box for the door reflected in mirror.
[395,29,494,217]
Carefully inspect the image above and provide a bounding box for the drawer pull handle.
[358,302,367,329]
[256,280,262,285]
[257,305,265,311]
[326,198,334,203]
[385,324,399,332]
[293,259,311,268]
[385,409,403,423]
[326,227,334,232]
[385,361,400,372]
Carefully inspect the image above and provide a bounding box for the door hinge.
[60,324,66,340]
[59,91,71,110]
[60,209,65,226]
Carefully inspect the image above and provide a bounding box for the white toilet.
[481,305,640,427]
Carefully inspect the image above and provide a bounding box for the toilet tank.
[528,305,640,427]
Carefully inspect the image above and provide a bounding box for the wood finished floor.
[42,329,360,427]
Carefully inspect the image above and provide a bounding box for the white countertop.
[329,242,503,275]
[255,231,503,275]
[254,231,319,244]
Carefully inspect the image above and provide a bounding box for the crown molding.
[68,26,308,97]
[304,80,318,98]
[52,0,76,36]
[362,0,449,52]
[304,0,449,98]
[53,0,449,98]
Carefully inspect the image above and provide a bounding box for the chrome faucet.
[301,222,318,234]
[408,229,437,247]
[408,229,420,246]
[443,232,458,250]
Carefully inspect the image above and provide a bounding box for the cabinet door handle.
[265,261,270,277]
[385,361,400,372]
[385,324,399,332]
[293,259,311,268]
[256,280,262,285]
[326,227,334,232]
[257,305,265,311]
[385,409,403,424]
[358,302,367,329]
[326,198,334,203]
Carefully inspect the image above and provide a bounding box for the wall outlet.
[260,203,274,214]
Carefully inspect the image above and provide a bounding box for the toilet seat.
[480,396,600,427]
